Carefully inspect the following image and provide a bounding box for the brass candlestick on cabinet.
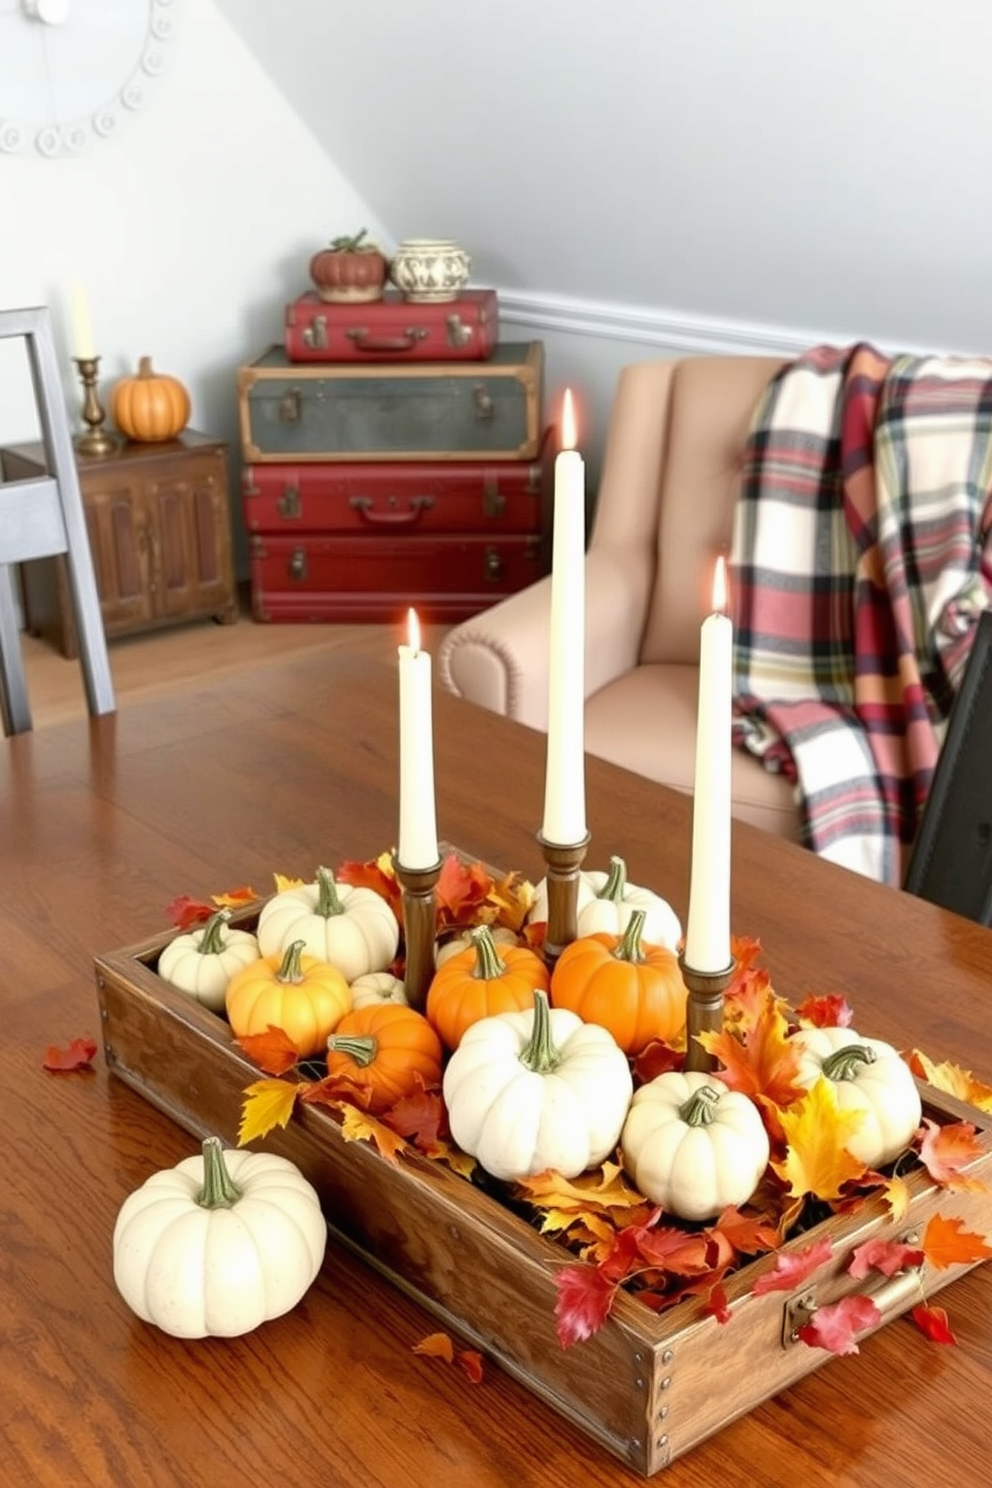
[536,831,591,959]
[393,856,442,1011]
[73,356,118,456]
[680,956,736,1073]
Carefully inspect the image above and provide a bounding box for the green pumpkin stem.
[820,1044,878,1082]
[597,855,628,904]
[196,1136,243,1209]
[678,1085,722,1126]
[326,1033,379,1068]
[470,925,509,980]
[198,909,231,956]
[316,866,346,918]
[612,907,647,964]
[519,988,561,1074]
[276,939,309,984]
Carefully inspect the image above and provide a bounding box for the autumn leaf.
[335,853,402,921]
[212,885,258,908]
[164,893,214,929]
[486,870,535,933]
[798,1294,881,1355]
[332,1098,410,1163]
[922,1213,992,1271]
[847,1237,924,1280]
[238,1077,301,1145]
[705,1281,732,1324]
[236,1025,300,1075]
[457,1350,485,1384]
[632,1039,685,1085]
[42,1036,98,1073]
[413,1332,455,1362]
[911,1303,957,1345]
[793,992,854,1029]
[380,1086,447,1153]
[698,991,804,1108]
[516,1161,646,1219]
[711,1206,780,1259]
[907,1050,992,1114]
[917,1118,987,1190]
[553,1263,618,1348]
[272,871,307,894]
[772,1080,869,1200]
[881,1173,911,1222]
[750,1238,834,1296]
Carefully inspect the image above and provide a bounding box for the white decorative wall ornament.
[0,0,175,158]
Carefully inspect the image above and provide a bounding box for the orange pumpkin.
[426,924,550,1051]
[326,1003,443,1113]
[550,909,686,1055]
[112,356,190,442]
[225,938,350,1058]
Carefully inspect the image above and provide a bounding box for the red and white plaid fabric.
[731,343,992,884]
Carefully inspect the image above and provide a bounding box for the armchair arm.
[437,543,653,727]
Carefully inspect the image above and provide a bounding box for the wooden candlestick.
[680,955,736,1073]
[393,855,441,1011]
[536,831,591,959]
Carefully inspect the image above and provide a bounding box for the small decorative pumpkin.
[528,857,681,951]
[787,1026,923,1168]
[112,356,191,442]
[435,924,518,968]
[256,866,399,983]
[426,924,550,1051]
[326,1003,443,1113]
[156,909,259,1013]
[112,1136,326,1338]
[550,909,686,1055]
[621,1072,770,1221]
[309,229,388,303]
[225,939,350,1058]
[349,970,408,1010]
[442,988,633,1181]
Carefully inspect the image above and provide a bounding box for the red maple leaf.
[380,1086,448,1151]
[553,1264,618,1348]
[793,992,854,1029]
[43,1036,98,1073]
[917,1118,986,1188]
[632,1038,684,1085]
[847,1237,924,1280]
[750,1238,834,1296]
[164,894,215,929]
[235,1025,300,1075]
[456,1350,485,1383]
[704,1281,732,1324]
[911,1303,957,1345]
[799,1294,881,1354]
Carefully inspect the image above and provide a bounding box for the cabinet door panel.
[148,457,236,622]
[82,481,155,631]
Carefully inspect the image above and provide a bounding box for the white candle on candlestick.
[684,557,733,974]
[397,608,439,869]
[69,282,96,361]
[541,387,586,846]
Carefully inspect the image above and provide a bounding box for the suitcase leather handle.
[345,328,429,353]
[349,494,435,526]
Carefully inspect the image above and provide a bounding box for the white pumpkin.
[529,856,682,951]
[442,988,633,1181]
[157,910,260,1013]
[621,1071,770,1221]
[787,1026,922,1168]
[257,866,399,982]
[349,971,408,1009]
[435,925,518,968]
[112,1137,326,1338]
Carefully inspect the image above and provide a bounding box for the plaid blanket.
[731,343,992,884]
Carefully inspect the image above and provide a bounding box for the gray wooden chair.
[0,306,115,735]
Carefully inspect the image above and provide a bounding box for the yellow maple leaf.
[273,871,306,894]
[338,1100,409,1162]
[238,1077,300,1146]
[908,1049,992,1114]
[515,1160,646,1216]
[487,871,536,933]
[772,1079,869,1200]
[212,886,258,908]
[881,1173,911,1223]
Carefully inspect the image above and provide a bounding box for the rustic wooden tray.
[94,905,992,1477]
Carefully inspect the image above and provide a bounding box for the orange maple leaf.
[413,1332,455,1362]
[698,991,803,1108]
[42,1036,98,1073]
[313,1094,410,1163]
[917,1118,988,1190]
[236,1024,300,1075]
[793,992,855,1029]
[772,1080,868,1201]
[907,1050,992,1114]
[922,1213,992,1271]
[212,885,258,908]
[336,853,402,920]
[486,870,535,933]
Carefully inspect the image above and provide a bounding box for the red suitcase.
[283,288,498,364]
[242,432,552,538]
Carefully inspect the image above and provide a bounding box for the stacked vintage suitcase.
[238,279,553,623]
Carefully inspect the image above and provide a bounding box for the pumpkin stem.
[597,855,628,904]
[820,1044,878,1082]
[197,908,231,956]
[518,988,561,1074]
[678,1085,723,1126]
[326,1033,378,1068]
[137,355,154,377]
[469,925,509,981]
[196,1136,243,1209]
[276,939,309,984]
[315,866,346,918]
[612,907,647,964]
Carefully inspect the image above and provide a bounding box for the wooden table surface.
[3,647,992,1488]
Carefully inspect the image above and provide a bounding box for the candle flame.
[561,388,577,452]
[406,607,421,655]
[712,555,728,615]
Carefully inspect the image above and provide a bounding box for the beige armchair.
[437,356,802,842]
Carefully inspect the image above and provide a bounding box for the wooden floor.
[18,590,451,730]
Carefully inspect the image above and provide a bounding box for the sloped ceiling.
[217,0,992,352]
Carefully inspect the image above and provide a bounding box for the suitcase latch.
[278,484,301,520]
[483,481,506,518]
[484,546,504,581]
[288,547,307,581]
[446,313,472,349]
[302,317,328,350]
[280,391,302,424]
[473,385,495,422]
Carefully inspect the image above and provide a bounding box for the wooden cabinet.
[1,430,238,657]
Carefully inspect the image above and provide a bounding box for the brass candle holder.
[536,830,591,959]
[680,955,736,1073]
[73,356,118,456]
[393,855,442,1011]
